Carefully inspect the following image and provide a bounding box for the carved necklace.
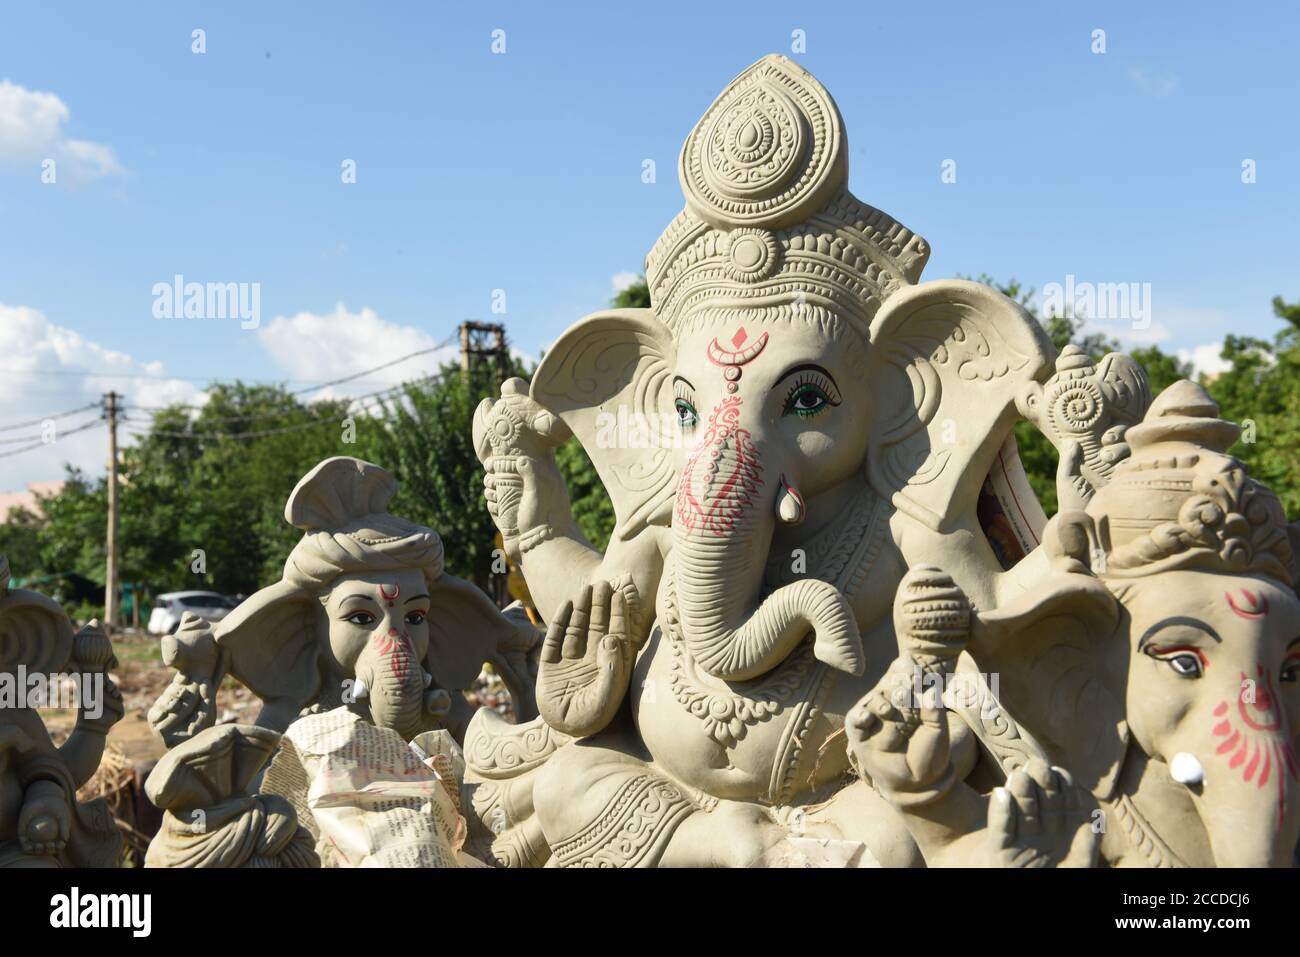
[1100,790,1188,868]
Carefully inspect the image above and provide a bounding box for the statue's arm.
[474,377,667,625]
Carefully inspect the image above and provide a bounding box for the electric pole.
[103,391,120,632]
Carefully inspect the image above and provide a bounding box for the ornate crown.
[1088,381,1293,581]
[645,55,930,335]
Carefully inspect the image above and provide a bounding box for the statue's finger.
[1025,757,1064,830]
[1062,822,1101,868]
[563,586,593,658]
[608,587,628,642]
[589,580,613,638]
[541,601,572,664]
[1005,769,1041,836]
[987,786,1017,850]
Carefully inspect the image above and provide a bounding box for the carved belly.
[631,623,839,803]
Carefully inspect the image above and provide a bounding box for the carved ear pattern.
[865,279,1054,532]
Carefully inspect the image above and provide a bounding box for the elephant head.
[970,381,1300,866]
[528,57,1052,682]
[150,457,539,746]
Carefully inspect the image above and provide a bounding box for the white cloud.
[255,304,456,398]
[1128,67,1180,98]
[0,303,201,492]
[1177,342,1232,378]
[611,271,641,295]
[0,79,123,185]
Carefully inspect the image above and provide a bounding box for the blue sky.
[1,0,1297,490]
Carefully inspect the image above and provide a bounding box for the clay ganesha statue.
[463,55,1160,867]
[0,556,124,867]
[149,456,540,749]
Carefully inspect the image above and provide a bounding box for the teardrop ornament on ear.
[775,475,806,525]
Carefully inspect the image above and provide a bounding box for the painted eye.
[1162,653,1204,679]
[674,398,698,428]
[782,379,839,418]
[1282,656,1300,683]
[405,610,427,626]
[345,611,376,627]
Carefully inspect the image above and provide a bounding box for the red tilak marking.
[1226,589,1268,620]
[707,330,769,367]
[379,582,400,600]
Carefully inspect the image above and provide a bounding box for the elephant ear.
[971,571,1129,799]
[0,586,74,676]
[213,581,326,728]
[531,309,677,540]
[866,279,1054,532]
[425,572,537,692]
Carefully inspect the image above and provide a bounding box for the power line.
[287,338,457,396]
[123,370,447,425]
[0,336,458,395]
[0,419,105,459]
[0,402,102,433]
[0,335,467,461]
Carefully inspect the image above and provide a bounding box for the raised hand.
[983,760,1099,868]
[536,580,640,738]
[147,613,222,748]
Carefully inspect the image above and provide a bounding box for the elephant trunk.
[1181,743,1300,867]
[354,631,427,742]
[672,435,862,682]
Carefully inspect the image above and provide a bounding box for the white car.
[147,591,240,635]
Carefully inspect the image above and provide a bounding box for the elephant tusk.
[423,670,434,688]
[1170,751,1205,786]
[351,677,369,701]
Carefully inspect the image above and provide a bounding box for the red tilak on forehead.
[379,582,400,600]
[707,328,770,393]
[707,328,769,367]
[1226,589,1268,620]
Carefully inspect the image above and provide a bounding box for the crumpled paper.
[262,707,485,867]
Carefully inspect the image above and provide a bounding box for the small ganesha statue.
[0,556,124,867]
[148,456,541,749]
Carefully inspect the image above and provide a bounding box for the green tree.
[1207,295,1300,517]
[0,506,43,577]
[613,277,651,309]
[353,361,530,591]
[121,383,353,594]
